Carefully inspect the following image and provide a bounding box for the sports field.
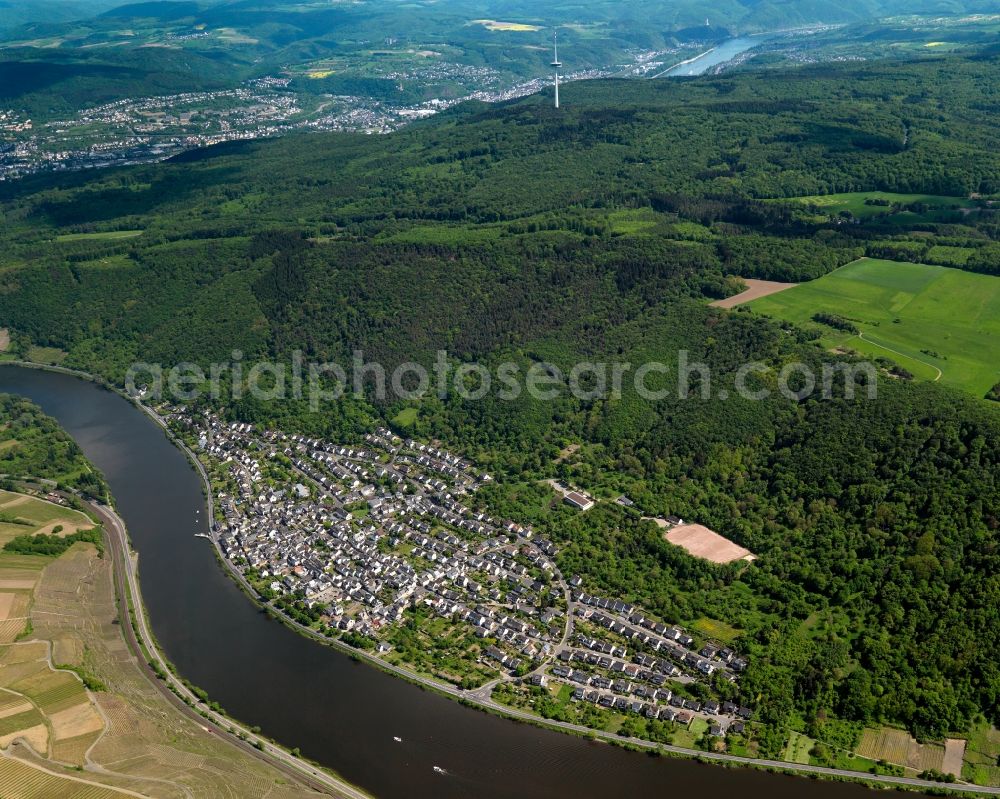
[664,523,756,564]
[749,258,1000,397]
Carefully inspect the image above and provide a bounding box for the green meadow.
[748,258,1000,397]
[787,191,973,215]
[54,230,143,242]
[392,407,419,428]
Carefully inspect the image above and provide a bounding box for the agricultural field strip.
[0,639,99,743]
[858,331,942,381]
[0,749,143,798]
[747,258,1000,396]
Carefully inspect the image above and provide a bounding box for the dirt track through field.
[858,331,943,381]
[0,496,29,510]
[711,279,797,308]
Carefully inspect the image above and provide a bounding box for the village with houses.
[165,408,756,744]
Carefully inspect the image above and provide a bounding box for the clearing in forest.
[711,279,797,308]
[662,523,755,564]
[749,258,1000,397]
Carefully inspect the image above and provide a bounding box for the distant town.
[0,46,704,182]
[165,407,755,746]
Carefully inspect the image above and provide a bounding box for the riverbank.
[88,495,371,799]
[0,475,346,798]
[649,48,718,79]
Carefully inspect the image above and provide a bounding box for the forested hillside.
[0,0,122,32]
[6,0,996,61]
[0,50,997,753]
[0,46,237,117]
[1,54,999,375]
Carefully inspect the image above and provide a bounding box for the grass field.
[606,207,662,235]
[378,222,503,245]
[0,491,95,546]
[24,346,67,366]
[54,230,143,242]
[781,192,975,221]
[74,255,134,270]
[783,730,815,764]
[392,407,419,428]
[962,723,1000,786]
[749,258,1000,397]
[690,617,741,644]
[673,717,708,748]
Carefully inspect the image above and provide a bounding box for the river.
[0,364,921,799]
[660,37,759,77]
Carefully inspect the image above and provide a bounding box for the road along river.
[0,364,942,799]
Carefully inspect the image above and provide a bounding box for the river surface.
[662,37,758,77]
[0,364,921,799]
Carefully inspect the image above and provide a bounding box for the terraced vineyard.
[0,757,128,799]
[25,504,328,798]
[857,727,946,772]
[0,640,104,765]
[0,492,324,797]
[17,669,89,713]
[0,706,44,737]
[0,551,45,645]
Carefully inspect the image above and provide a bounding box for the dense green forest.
[0,46,237,118]
[0,50,997,752]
